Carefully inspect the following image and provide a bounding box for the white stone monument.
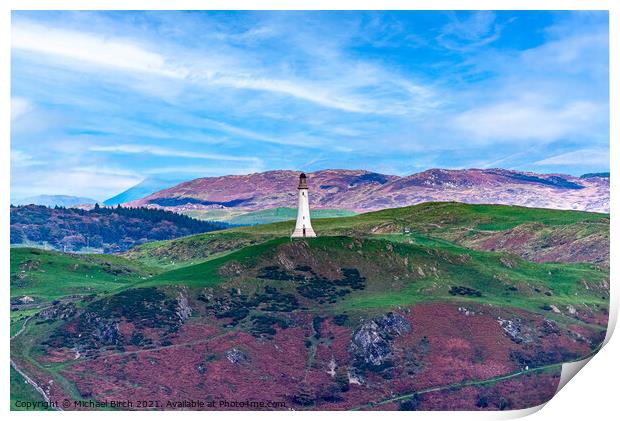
[291,173,316,238]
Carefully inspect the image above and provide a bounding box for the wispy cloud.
[11,149,44,167]
[12,22,188,78]
[534,149,609,166]
[10,11,609,200]
[437,11,504,51]
[12,19,436,116]
[451,99,604,142]
[11,97,32,121]
[144,164,263,176]
[90,144,262,164]
[11,165,143,201]
[199,118,324,147]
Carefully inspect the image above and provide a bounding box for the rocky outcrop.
[217,261,244,277]
[38,303,76,321]
[349,312,411,370]
[83,312,121,346]
[541,319,561,336]
[497,317,535,344]
[226,348,248,364]
[176,290,192,322]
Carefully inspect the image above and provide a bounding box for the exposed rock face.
[176,290,192,322]
[218,261,244,277]
[541,319,561,336]
[499,257,517,268]
[377,312,412,336]
[226,348,248,364]
[327,357,337,377]
[19,260,41,272]
[497,318,535,344]
[349,312,411,369]
[38,303,76,321]
[567,330,591,346]
[83,312,120,346]
[458,306,476,316]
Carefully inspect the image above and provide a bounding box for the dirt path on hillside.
[10,311,63,411]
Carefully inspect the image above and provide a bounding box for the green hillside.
[10,248,159,305]
[9,202,609,411]
[125,202,608,269]
[137,235,607,317]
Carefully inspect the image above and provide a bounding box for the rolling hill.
[10,202,609,411]
[124,168,609,213]
[124,202,609,269]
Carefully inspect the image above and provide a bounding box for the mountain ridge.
[12,194,98,208]
[125,168,609,213]
[103,177,188,206]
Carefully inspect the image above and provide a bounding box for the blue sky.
[11,11,609,201]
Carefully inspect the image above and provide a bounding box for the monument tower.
[291,173,316,238]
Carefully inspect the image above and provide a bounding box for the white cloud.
[12,22,188,78]
[11,149,44,167]
[211,75,370,114]
[145,164,263,176]
[11,166,143,201]
[437,11,503,51]
[451,99,603,142]
[201,118,323,147]
[519,32,608,75]
[11,20,437,116]
[11,97,32,121]
[329,126,363,137]
[90,144,261,164]
[70,165,141,178]
[534,149,609,166]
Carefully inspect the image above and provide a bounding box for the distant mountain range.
[125,168,610,213]
[11,194,98,207]
[103,177,187,206]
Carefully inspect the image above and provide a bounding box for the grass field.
[10,248,160,305]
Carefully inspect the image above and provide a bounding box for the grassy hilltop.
[140,235,607,314]
[124,202,609,268]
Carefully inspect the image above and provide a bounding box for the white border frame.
[2,1,617,420]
